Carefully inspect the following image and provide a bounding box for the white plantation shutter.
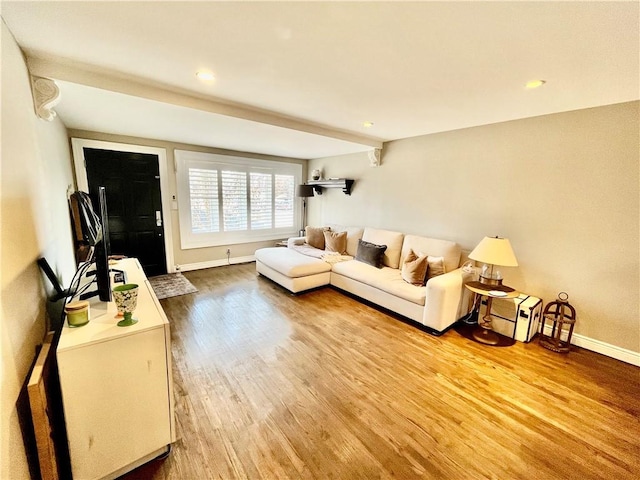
[275,174,294,228]
[221,170,247,231]
[250,172,272,229]
[188,168,220,233]
[176,150,301,248]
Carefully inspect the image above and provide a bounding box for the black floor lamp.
[296,184,315,236]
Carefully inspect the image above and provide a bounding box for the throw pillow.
[355,239,387,268]
[323,230,348,254]
[401,249,428,286]
[426,255,446,282]
[306,226,329,250]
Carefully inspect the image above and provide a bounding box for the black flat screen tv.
[70,187,111,302]
[92,186,112,302]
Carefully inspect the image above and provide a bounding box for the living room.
[2,2,639,479]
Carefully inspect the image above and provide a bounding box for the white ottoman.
[255,247,331,293]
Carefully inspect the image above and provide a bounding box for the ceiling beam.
[26,54,383,150]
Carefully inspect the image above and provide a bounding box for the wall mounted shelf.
[307,178,354,195]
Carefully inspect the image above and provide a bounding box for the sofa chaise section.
[255,247,332,293]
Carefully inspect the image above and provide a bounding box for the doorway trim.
[71,138,176,274]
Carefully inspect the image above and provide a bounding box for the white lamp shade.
[468,236,518,267]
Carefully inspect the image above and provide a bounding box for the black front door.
[84,148,167,277]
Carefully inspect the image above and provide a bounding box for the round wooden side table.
[465,281,520,345]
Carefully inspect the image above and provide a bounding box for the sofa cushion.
[401,235,461,273]
[362,228,404,269]
[305,226,329,249]
[255,247,331,278]
[327,225,364,256]
[323,230,348,254]
[401,249,428,285]
[426,255,446,280]
[332,260,426,305]
[355,239,387,268]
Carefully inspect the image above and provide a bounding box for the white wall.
[308,102,639,354]
[1,21,76,479]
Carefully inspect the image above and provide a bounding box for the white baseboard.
[542,324,640,366]
[176,255,255,272]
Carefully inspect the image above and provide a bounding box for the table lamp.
[468,236,518,286]
[296,184,315,236]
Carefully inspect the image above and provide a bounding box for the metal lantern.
[539,292,576,353]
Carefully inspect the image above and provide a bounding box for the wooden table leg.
[472,295,500,345]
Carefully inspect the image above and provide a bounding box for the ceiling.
[2,1,638,160]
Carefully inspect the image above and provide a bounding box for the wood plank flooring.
[121,263,640,479]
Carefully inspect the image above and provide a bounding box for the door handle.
[156,211,162,227]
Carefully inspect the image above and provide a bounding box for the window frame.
[176,150,302,249]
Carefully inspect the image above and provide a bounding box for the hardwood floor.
[121,263,640,479]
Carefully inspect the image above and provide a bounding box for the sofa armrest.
[287,236,306,248]
[422,267,474,332]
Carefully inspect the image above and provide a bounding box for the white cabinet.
[57,258,175,480]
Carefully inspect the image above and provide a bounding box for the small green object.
[117,312,138,327]
[65,300,90,327]
[113,283,139,292]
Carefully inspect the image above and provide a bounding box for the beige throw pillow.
[426,255,446,281]
[323,230,348,254]
[401,250,429,286]
[306,226,329,249]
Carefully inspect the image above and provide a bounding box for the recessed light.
[196,71,215,81]
[525,79,546,89]
[363,121,374,128]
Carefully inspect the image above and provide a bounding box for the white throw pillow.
[426,255,446,281]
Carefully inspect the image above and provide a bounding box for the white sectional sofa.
[255,226,473,335]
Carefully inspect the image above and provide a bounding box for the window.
[176,150,302,248]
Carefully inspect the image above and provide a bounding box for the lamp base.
[479,275,503,286]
